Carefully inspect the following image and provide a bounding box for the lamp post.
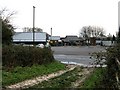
[33,6,35,45]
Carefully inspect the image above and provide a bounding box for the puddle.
[54,54,107,67]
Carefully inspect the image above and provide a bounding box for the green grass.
[2,61,66,87]
[26,67,82,89]
[80,67,106,88]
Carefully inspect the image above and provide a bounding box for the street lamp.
[33,6,35,45]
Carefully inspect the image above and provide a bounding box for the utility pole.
[33,6,35,45]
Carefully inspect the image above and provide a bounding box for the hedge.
[2,45,54,70]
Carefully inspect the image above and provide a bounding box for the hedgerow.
[2,45,54,70]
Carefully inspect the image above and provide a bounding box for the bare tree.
[80,26,105,38]
[0,8,16,23]
[1,8,16,44]
[79,26,105,45]
[23,27,43,32]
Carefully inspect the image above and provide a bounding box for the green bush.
[2,45,54,70]
[103,44,120,88]
[90,44,120,89]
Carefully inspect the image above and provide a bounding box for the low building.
[49,36,61,46]
[49,36,60,41]
[13,32,49,45]
[62,35,83,46]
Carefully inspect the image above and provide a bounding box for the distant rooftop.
[61,35,83,42]
[65,35,80,41]
[49,36,60,40]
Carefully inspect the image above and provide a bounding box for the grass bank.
[26,67,82,89]
[80,67,106,88]
[2,61,66,87]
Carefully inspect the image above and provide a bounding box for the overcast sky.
[0,0,119,37]
[119,1,120,28]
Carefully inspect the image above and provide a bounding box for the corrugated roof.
[49,36,60,40]
[65,35,80,41]
[13,32,47,42]
[62,35,84,42]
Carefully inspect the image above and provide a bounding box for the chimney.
[51,27,52,36]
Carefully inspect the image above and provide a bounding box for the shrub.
[2,45,54,70]
[90,44,120,89]
[104,44,120,88]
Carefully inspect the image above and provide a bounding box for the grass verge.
[2,61,66,87]
[26,67,82,89]
[80,67,106,88]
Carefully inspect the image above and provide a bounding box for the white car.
[45,42,51,48]
[36,44,44,48]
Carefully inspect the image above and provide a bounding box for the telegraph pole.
[33,6,35,45]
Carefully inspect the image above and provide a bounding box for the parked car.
[36,44,44,48]
[45,42,51,48]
